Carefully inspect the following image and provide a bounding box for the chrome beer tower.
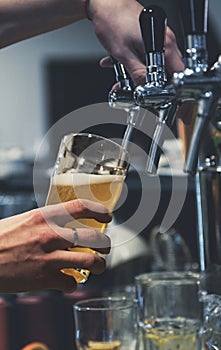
[108,0,221,271]
[172,0,221,271]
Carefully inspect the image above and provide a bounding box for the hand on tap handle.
[91,0,184,86]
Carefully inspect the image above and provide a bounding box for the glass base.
[61,267,90,283]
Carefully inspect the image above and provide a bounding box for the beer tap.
[108,57,134,111]
[172,0,221,175]
[108,57,140,150]
[172,0,221,270]
[134,5,178,174]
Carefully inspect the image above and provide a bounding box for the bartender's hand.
[0,0,184,85]
[0,199,111,293]
[88,0,184,85]
[90,0,193,123]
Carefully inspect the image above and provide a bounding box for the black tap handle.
[139,6,167,53]
[180,0,208,35]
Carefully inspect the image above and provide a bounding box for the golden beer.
[46,172,124,231]
[46,172,124,282]
[46,132,129,283]
[86,340,121,350]
[143,320,200,350]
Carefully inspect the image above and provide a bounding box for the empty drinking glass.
[73,297,138,350]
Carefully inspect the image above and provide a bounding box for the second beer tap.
[134,5,178,174]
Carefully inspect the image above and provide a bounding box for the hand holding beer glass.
[46,133,129,283]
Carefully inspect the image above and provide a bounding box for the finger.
[100,56,145,89]
[49,250,107,275]
[117,54,146,86]
[42,199,112,227]
[165,52,184,75]
[51,226,111,254]
[165,27,183,58]
[165,27,184,74]
[100,48,146,86]
[111,82,121,90]
[100,56,113,68]
[100,47,146,86]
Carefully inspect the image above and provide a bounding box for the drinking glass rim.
[63,132,130,156]
[73,296,135,312]
[135,271,200,284]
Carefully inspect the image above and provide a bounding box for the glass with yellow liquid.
[73,297,138,350]
[135,271,203,350]
[46,133,129,283]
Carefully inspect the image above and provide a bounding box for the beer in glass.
[46,133,129,283]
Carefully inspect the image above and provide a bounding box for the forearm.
[0,0,87,48]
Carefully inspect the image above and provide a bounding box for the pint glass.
[46,133,129,283]
[135,271,203,350]
[73,297,138,350]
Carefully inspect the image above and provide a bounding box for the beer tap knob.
[134,5,168,106]
[140,5,167,89]
[172,0,221,174]
[134,6,177,173]
[173,0,209,101]
[180,0,208,74]
[108,57,134,110]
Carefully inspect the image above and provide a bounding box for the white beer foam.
[52,173,124,186]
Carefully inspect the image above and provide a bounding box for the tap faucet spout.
[108,57,141,150]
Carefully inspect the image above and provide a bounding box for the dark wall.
[45,59,115,129]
